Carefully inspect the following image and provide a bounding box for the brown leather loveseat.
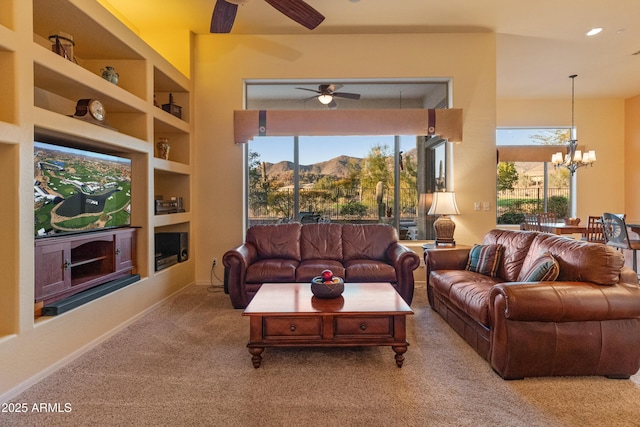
[425,229,640,379]
[223,223,420,309]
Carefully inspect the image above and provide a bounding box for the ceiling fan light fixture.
[318,94,333,105]
[586,27,603,36]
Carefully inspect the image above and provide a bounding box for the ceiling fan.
[296,84,361,109]
[210,0,325,33]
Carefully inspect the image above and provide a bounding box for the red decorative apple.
[321,269,333,282]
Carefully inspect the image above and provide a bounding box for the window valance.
[233,109,463,144]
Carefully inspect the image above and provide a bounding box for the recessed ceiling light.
[586,27,603,36]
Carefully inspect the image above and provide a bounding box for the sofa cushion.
[466,244,504,277]
[344,259,397,283]
[482,229,538,281]
[430,270,503,326]
[245,259,298,283]
[296,260,345,282]
[342,224,396,261]
[247,223,302,261]
[523,234,624,285]
[517,251,560,282]
[300,223,343,261]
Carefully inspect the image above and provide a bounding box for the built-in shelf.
[154,66,190,124]
[0,122,20,144]
[0,0,194,394]
[0,48,16,125]
[0,0,14,30]
[153,212,191,228]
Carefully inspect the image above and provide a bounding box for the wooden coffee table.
[242,282,414,368]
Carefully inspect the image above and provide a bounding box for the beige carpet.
[2,284,640,427]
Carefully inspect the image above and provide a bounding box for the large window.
[496,128,570,224]
[247,135,425,239]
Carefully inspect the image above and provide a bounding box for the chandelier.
[551,74,596,176]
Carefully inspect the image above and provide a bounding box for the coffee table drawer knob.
[360,322,367,331]
[290,325,296,332]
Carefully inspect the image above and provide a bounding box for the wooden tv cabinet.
[34,228,137,309]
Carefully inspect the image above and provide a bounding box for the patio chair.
[602,212,640,273]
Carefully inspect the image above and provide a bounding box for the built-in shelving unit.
[0,0,194,341]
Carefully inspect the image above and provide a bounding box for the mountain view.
[262,148,417,183]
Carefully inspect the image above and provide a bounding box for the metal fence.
[249,186,418,224]
[497,187,570,223]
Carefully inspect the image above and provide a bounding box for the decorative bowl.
[310,276,345,299]
[564,217,581,226]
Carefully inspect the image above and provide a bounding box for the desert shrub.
[497,212,525,225]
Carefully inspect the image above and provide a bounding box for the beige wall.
[192,33,497,284]
[497,97,626,219]
[625,95,640,220]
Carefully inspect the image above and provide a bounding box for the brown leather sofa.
[425,229,640,379]
[223,223,420,309]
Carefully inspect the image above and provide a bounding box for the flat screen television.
[34,141,132,238]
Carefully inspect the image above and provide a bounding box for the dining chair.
[601,212,640,273]
[582,215,605,243]
[524,214,541,231]
[537,212,557,225]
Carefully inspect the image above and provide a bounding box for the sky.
[496,128,570,146]
[251,135,418,165]
[250,128,571,166]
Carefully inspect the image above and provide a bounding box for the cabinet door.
[115,229,136,273]
[34,241,71,301]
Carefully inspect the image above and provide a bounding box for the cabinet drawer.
[263,317,321,338]
[335,316,392,336]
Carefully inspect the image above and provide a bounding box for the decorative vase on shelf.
[100,66,119,85]
[157,138,171,160]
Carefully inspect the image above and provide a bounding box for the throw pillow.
[518,252,560,282]
[465,244,504,277]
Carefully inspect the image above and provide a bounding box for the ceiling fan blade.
[333,92,361,100]
[326,84,343,93]
[296,87,322,94]
[327,99,338,109]
[210,0,238,33]
[264,0,325,30]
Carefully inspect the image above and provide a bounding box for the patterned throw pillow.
[518,252,560,282]
[465,244,504,277]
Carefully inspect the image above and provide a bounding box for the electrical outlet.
[212,258,217,267]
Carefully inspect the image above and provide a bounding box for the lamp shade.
[428,192,460,216]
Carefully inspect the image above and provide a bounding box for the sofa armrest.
[489,280,640,379]
[621,266,640,285]
[423,246,470,271]
[222,243,258,308]
[386,242,421,304]
[489,281,640,323]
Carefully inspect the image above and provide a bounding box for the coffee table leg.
[248,347,264,368]
[392,345,407,368]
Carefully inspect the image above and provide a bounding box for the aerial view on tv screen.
[34,141,132,237]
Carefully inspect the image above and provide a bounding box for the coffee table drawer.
[263,316,322,338]
[335,316,392,336]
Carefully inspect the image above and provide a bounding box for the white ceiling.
[104,0,640,100]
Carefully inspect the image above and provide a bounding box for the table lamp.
[428,191,460,246]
